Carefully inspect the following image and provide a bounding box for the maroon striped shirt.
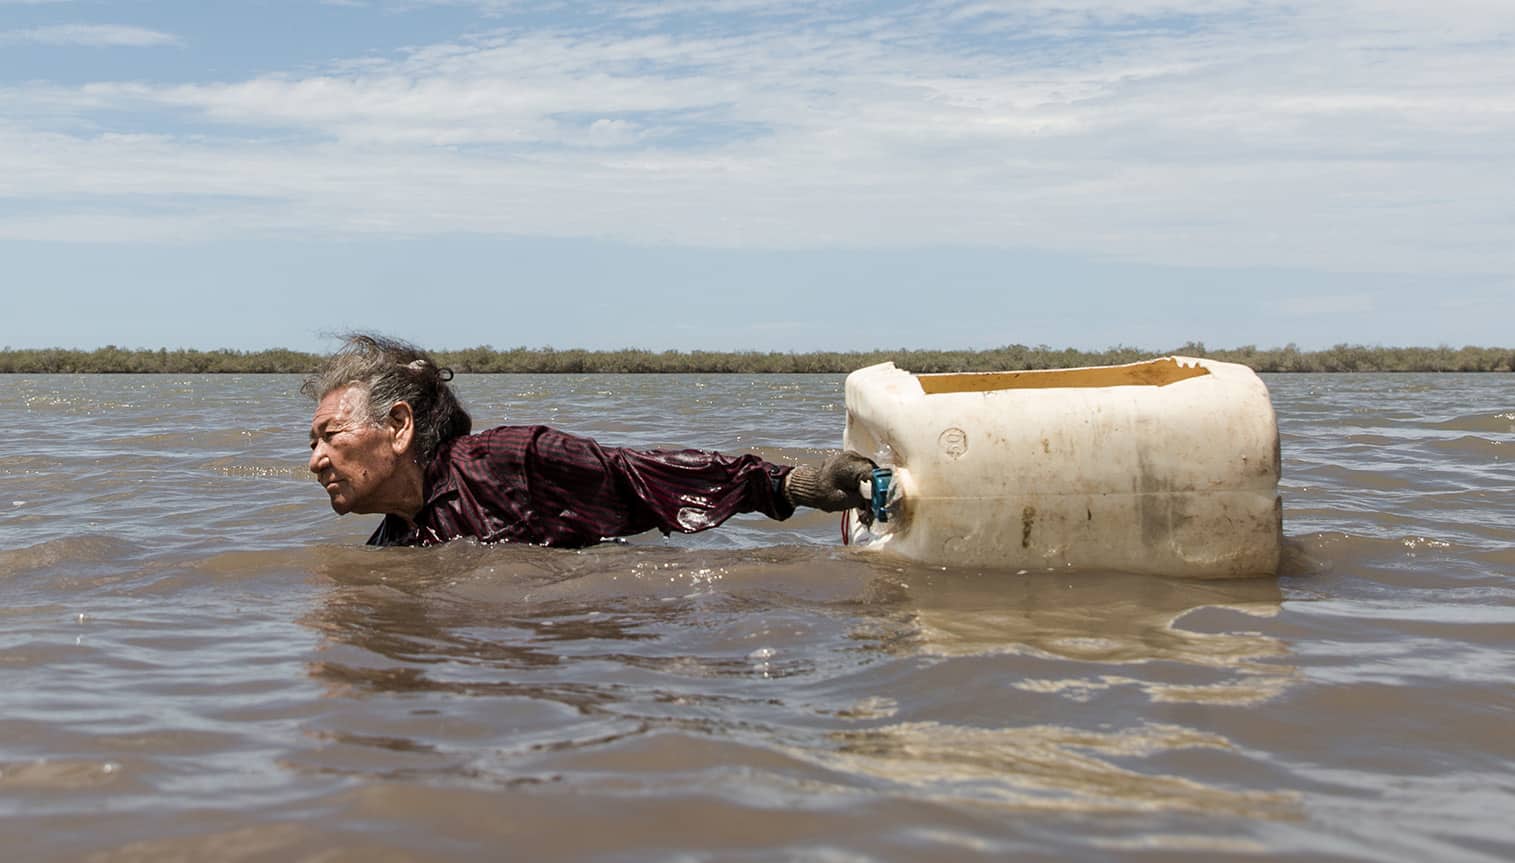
[367,425,796,547]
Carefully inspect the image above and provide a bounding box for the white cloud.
[1,0,1512,277]
[0,24,181,47]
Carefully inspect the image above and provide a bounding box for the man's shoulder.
[435,424,563,461]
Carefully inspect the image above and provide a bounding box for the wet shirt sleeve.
[467,425,796,547]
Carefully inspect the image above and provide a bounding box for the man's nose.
[308,444,326,475]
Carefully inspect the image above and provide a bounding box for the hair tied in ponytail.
[403,358,452,381]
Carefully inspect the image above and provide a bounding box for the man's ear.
[388,401,416,456]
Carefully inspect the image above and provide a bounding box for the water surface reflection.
[299,543,1299,822]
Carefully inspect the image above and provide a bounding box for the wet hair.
[301,333,472,464]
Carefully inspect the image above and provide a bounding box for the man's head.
[302,334,471,515]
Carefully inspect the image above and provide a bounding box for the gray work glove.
[784,451,877,512]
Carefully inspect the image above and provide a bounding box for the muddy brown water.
[1,373,1511,861]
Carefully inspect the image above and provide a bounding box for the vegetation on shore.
[1,343,1511,374]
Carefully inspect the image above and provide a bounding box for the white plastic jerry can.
[843,357,1282,578]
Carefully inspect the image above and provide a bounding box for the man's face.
[308,385,401,515]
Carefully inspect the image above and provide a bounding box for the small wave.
[1294,464,1416,492]
[204,458,309,480]
[131,546,336,590]
[810,720,1300,818]
[1287,531,1466,556]
[1300,414,1413,432]
[1421,435,1507,460]
[1296,599,1515,626]
[1281,531,1487,571]
[1281,531,1515,594]
[1471,546,1515,568]
[0,535,144,576]
[1428,413,1515,434]
[21,395,144,413]
[103,428,285,452]
[0,454,66,472]
[0,758,128,791]
[1342,433,1399,446]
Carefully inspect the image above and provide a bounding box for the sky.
[1,0,1512,353]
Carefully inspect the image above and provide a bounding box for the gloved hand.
[783,451,877,512]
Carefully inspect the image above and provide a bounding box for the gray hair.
[301,333,472,463]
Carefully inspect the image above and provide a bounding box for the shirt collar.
[418,441,461,509]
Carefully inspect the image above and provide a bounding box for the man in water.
[304,334,876,547]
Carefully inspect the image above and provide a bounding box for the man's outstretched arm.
[491,426,874,545]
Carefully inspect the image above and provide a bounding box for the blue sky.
[2,0,1512,352]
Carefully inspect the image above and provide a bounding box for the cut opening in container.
[916,357,1211,395]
